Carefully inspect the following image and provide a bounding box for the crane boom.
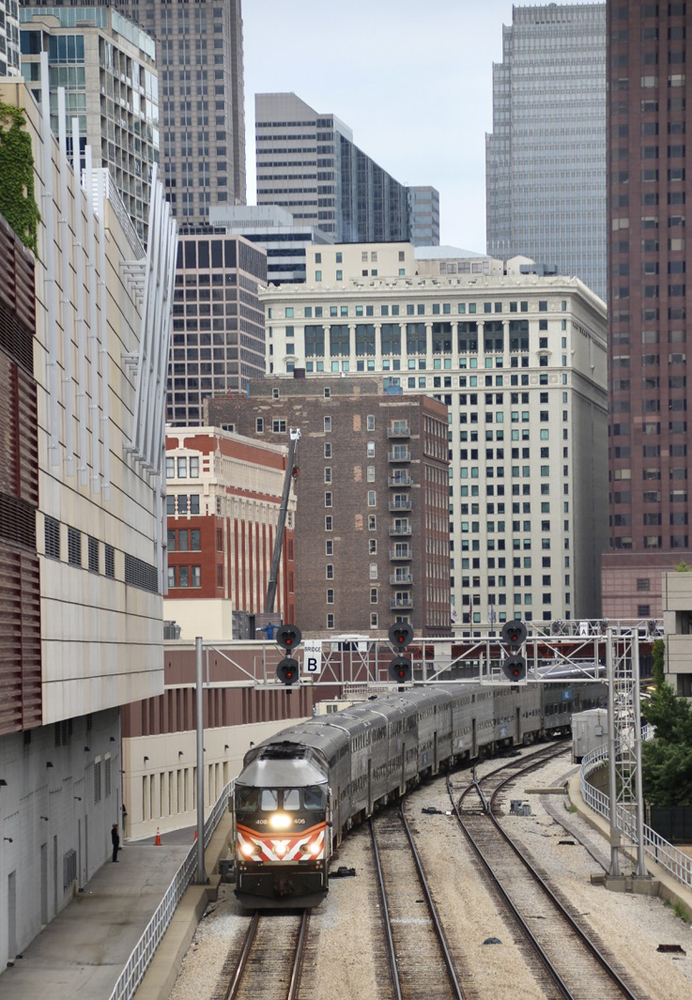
[264,428,300,614]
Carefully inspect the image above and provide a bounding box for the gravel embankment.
[169,748,692,1000]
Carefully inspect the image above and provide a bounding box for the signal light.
[276,657,299,685]
[276,624,302,651]
[388,622,413,683]
[500,619,527,683]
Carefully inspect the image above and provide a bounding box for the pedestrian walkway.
[0,842,191,1000]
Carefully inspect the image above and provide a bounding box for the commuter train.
[232,679,605,908]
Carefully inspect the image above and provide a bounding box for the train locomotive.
[232,678,605,908]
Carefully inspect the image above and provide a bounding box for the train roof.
[244,724,345,768]
[236,755,328,789]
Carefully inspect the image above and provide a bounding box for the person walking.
[111,823,120,862]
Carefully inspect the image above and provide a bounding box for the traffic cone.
[193,828,198,841]
[155,827,161,846]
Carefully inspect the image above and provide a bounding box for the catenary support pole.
[606,628,621,876]
[196,636,206,884]
[632,638,648,877]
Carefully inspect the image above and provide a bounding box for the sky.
[242,0,543,254]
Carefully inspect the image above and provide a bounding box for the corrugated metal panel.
[0,545,41,734]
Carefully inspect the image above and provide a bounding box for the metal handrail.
[108,780,234,1000]
[580,728,692,891]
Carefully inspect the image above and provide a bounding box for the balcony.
[389,499,412,512]
[388,473,413,487]
[389,521,412,536]
[387,422,411,438]
[390,571,413,584]
[388,448,411,463]
[391,596,413,609]
[389,547,412,560]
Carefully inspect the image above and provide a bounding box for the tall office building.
[408,185,440,246]
[19,6,159,241]
[115,0,246,227]
[0,0,20,75]
[256,242,608,627]
[603,2,692,620]
[486,3,607,301]
[256,92,410,243]
[168,233,266,426]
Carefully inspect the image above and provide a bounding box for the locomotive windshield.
[235,785,325,812]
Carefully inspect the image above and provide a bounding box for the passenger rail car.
[232,680,605,908]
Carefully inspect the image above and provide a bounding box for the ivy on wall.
[0,102,40,257]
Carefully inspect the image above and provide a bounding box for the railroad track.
[448,743,645,1000]
[215,909,309,1000]
[370,810,466,1000]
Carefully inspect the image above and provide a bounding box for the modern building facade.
[116,0,246,227]
[208,203,334,284]
[408,185,440,246]
[168,233,266,426]
[207,379,451,637]
[0,0,20,76]
[255,92,410,243]
[0,77,176,966]
[164,426,296,638]
[255,244,608,627]
[486,3,607,301]
[603,2,692,620]
[19,5,159,242]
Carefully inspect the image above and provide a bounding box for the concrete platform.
[0,811,233,1000]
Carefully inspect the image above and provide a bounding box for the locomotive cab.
[234,743,331,908]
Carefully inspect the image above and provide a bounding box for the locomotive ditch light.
[277,624,302,651]
[277,656,300,685]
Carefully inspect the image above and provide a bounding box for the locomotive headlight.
[309,840,322,856]
[269,812,291,830]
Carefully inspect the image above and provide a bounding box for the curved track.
[217,909,309,1000]
[449,743,645,1000]
[371,810,466,1000]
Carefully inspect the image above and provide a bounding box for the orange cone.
[155,827,161,846]
[193,829,198,841]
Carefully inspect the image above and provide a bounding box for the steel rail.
[449,744,640,1000]
[225,912,260,1000]
[369,820,404,1000]
[287,911,310,1000]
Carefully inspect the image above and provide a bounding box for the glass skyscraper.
[486,3,606,301]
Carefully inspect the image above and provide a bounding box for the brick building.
[207,377,451,637]
[164,426,296,639]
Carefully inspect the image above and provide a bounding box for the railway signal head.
[276,624,302,651]
[500,619,527,683]
[389,655,412,683]
[388,622,413,684]
[276,656,300,685]
[388,622,414,649]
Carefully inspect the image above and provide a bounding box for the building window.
[272,419,286,432]
[256,418,264,432]
[370,613,378,628]
[326,564,334,579]
[369,563,378,580]
[324,443,332,458]
[68,527,81,566]
[189,457,199,478]
[369,539,377,554]
[166,457,175,479]
[636,578,651,591]
[325,492,332,507]
[367,491,376,506]
[367,441,375,457]
[370,587,378,603]
[324,467,332,483]
[638,604,651,617]
[367,466,376,482]
[45,516,60,559]
[368,515,376,530]
[326,614,335,629]
[325,540,333,555]
[191,566,201,587]
[105,544,115,579]
[324,416,332,432]
[367,414,375,430]
[177,457,188,478]
[88,536,99,573]
[326,589,334,604]
[325,516,333,531]
[324,387,331,398]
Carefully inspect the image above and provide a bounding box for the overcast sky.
[243,0,548,253]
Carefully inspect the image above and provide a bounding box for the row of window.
[167,565,201,588]
[272,300,560,320]
[166,456,200,479]
[45,516,115,577]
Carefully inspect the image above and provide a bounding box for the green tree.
[641,682,692,805]
[652,638,665,688]
[0,102,40,256]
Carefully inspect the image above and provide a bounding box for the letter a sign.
[302,639,323,675]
